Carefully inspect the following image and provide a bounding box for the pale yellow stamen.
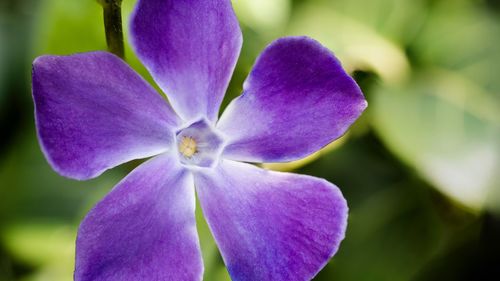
[179,136,197,158]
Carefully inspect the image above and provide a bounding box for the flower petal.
[32,52,180,180]
[194,160,348,281]
[130,0,242,121]
[217,37,367,163]
[75,153,202,281]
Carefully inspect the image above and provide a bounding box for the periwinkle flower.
[31,0,366,280]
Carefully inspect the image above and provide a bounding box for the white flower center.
[175,119,225,168]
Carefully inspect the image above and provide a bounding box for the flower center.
[178,136,197,158]
[175,119,224,168]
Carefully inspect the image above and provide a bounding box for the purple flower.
[31,0,366,280]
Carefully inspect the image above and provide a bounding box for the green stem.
[99,0,125,59]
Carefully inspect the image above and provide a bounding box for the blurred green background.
[1,0,499,280]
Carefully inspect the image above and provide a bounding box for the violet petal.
[32,52,179,180]
[130,0,242,121]
[75,153,203,281]
[194,160,348,281]
[217,37,367,163]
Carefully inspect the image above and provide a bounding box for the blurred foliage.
[0,0,499,280]
[372,70,499,211]
[288,0,413,83]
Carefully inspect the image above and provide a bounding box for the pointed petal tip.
[219,36,367,163]
[195,161,349,280]
[32,52,178,180]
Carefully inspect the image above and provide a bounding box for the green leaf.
[287,1,411,84]
[34,0,105,55]
[315,0,427,44]
[33,0,157,90]
[372,69,500,211]
[233,0,291,36]
[2,223,75,281]
[411,0,500,94]
[2,223,75,266]
[0,128,121,224]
